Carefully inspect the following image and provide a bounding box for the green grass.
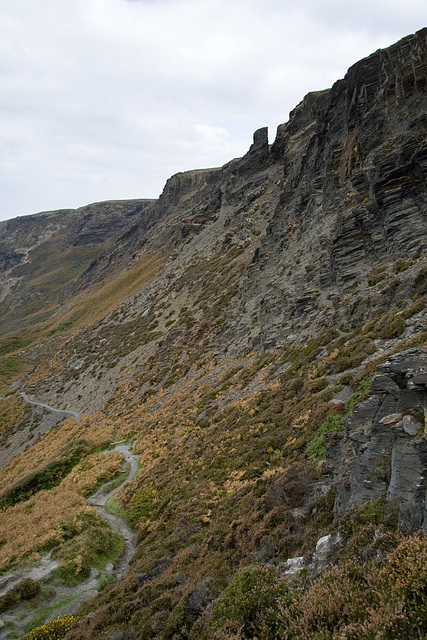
[23,599,77,636]
[104,495,128,520]
[0,336,31,357]
[0,353,28,382]
[306,413,344,461]
[53,513,125,586]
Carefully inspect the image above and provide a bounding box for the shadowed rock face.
[0,199,156,328]
[327,348,427,530]
[247,28,427,347]
[0,200,155,267]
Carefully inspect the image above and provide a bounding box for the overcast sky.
[0,0,425,222]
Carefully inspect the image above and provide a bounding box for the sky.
[0,0,426,222]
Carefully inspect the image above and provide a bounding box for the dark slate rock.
[370,374,400,396]
[327,347,427,529]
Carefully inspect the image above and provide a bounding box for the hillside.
[1,27,427,640]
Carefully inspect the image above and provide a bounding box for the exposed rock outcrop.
[327,347,427,530]
[0,199,155,331]
[245,27,427,348]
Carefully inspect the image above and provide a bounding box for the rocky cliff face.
[1,29,426,423]
[247,27,427,348]
[3,30,427,350]
[328,348,427,530]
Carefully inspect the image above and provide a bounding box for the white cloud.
[0,0,425,220]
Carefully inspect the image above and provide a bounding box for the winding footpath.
[19,393,81,423]
[0,429,140,639]
[87,442,138,579]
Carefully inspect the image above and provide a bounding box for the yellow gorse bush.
[21,614,77,639]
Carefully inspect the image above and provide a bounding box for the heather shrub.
[282,562,372,639]
[329,533,427,638]
[208,564,292,640]
[274,505,426,639]
[127,486,159,527]
[306,413,344,461]
[339,498,400,563]
[370,534,427,638]
[0,577,40,612]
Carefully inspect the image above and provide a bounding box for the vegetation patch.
[0,439,92,509]
[0,451,122,569]
[306,413,344,461]
[127,486,159,527]
[54,513,125,585]
[0,353,28,382]
[44,253,163,336]
[0,336,31,357]
[0,578,40,613]
[0,392,28,444]
[21,614,78,640]
[208,564,292,640]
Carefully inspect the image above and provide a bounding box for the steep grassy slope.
[1,28,427,640]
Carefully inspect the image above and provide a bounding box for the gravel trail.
[0,440,139,638]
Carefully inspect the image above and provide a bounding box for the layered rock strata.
[327,347,427,530]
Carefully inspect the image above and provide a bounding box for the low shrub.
[368,264,387,286]
[127,486,159,527]
[376,314,406,340]
[281,561,373,639]
[0,439,92,509]
[339,498,400,564]
[54,513,124,585]
[393,258,410,273]
[371,533,427,637]
[402,297,426,319]
[208,564,292,640]
[306,413,344,461]
[306,377,329,394]
[0,578,40,613]
[21,614,77,639]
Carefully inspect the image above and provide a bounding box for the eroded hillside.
[1,27,427,640]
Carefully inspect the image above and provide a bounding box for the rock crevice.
[327,347,427,530]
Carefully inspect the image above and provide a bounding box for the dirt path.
[0,394,81,469]
[87,442,138,580]
[19,393,81,423]
[0,442,139,639]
